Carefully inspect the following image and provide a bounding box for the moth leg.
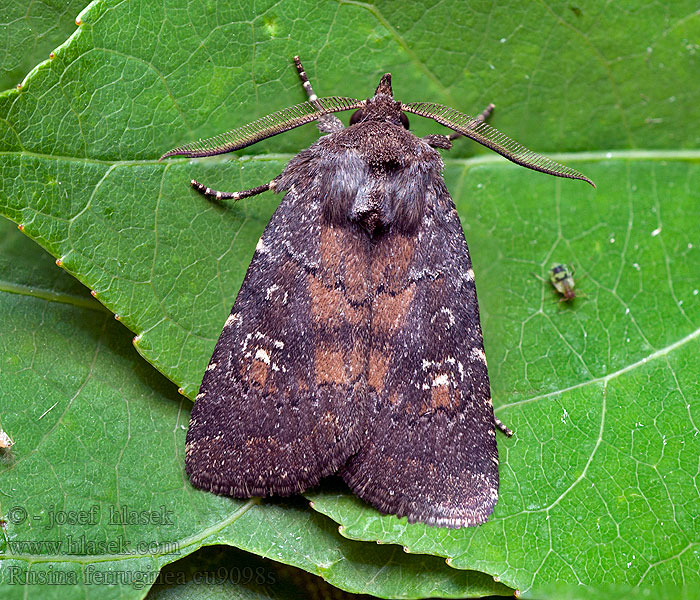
[191,179,277,200]
[423,103,495,149]
[293,55,344,133]
[422,134,453,150]
[494,415,514,437]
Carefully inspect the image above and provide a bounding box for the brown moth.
[162,57,593,527]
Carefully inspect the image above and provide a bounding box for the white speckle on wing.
[432,374,450,387]
[471,348,487,364]
[255,348,271,364]
[431,307,455,328]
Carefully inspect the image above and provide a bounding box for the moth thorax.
[359,210,383,235]
[350,95,408,128]
[349,187,387,235]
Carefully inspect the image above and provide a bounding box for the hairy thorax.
[280,121,445,237]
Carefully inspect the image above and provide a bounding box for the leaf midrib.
[0,279,105,312]
[500,325,700,413]
[2,149,699,167]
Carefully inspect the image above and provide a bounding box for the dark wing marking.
[186,162,372,497]
[341,179,502,528]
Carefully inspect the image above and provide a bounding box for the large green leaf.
[308,159,700,590]
[0,218,509,599]
[148,544,473,600]
[0,0,87,92]
[145,545,344,600]
[0,0,698,597]
[145,546,303,600]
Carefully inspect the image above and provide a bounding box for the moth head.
[349,73,410,130]
[159,57,594,188]
[374,73,393,97]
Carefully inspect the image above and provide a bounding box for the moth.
[162,57,594,528]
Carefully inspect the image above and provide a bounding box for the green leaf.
[308,159,700,591]
[146,544,502,600]
[145,546,298,600]
[519,582,700,600]
[0,218,509,599]
[0,0,86,92]
[144,545,319,600]
[0,0,698,597]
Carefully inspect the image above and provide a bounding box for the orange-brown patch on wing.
[368,347,390,391]
[372,233,416,290]
[431,384,451,408]
[343,253,371,304]
[315,345,346,385]
[308,274,367,327]
[348,345,366,380]
[319,225,370,303]
[424,382,460,412]
[372,285,416,335]
[319,225,343,274]
[247,359,269,389]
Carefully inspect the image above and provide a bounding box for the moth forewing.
[164,56,594,528]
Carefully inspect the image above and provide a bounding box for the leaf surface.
[0,0,698,596]
[0,0,86,92]
[308,159,700,591]
[0,218,508,599]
